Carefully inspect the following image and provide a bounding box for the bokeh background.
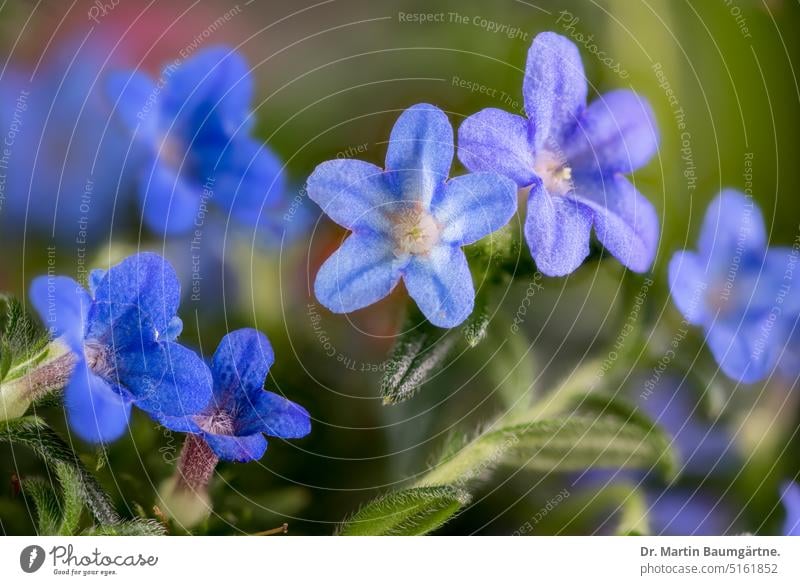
[1,0,799,535]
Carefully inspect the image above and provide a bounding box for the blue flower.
[0,39,136,243]
[782,482,800,536]
[669,190,800,383]
[159,329,310,462]
[107,46,286,239]
[457,32,660,276]
[29,253,212,443]
[306,103,518,328]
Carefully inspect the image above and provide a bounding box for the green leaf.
[419,413,677,487]
[22,477,62,535]
[0,416,120,525]
[83,519,167,536]
[483,324,536,418]
[568,392,678,479]
[0,295,51,383]
[54,462,85,535]
[337,486,471,536]
[381,306,459,405]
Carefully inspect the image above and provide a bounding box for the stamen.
[198,410,235,436]
[534,150,574,196]
[390,202,441,256]
[84,341,114,378]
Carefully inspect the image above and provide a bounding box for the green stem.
[0,339,76,421]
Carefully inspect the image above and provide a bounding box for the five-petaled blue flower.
[782,482,800,536]
[29,253,212,443]
[307,103,518,328]
[158,329,311,462]
[457,32,660,277]
[669,190,800,383]
[107,46,285,239]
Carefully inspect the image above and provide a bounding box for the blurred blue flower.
[458,32,659,276]
[307,103,517,328]
[638,377,736,476]
[645,488,737,536]
[782,482,800,536]
[159,329,310,462]
[669,190,800,383]
[0,41,136,243]
[29,253,212,443]
[107,46,286,240]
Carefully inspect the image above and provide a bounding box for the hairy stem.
[175,434,219,493]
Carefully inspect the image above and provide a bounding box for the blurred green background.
[1,0,799,535]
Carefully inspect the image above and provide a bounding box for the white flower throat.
[534,150,573,195]
[390,202,441,257]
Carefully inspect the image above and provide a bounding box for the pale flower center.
[534,150,573,195]
[158,133,187,169]
[390,202,441,257]
[84,341,114,378]
[199,410,235,436]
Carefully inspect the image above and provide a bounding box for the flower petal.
[65,362,132,444]
[782,482,800,536]
[456,108,537,186]
[403,245,474,328]
[211,329,274,403]
[574,174,659,273]
[754,247,800,316]
[29,276,91,351]
[433,172,518,245]
[105,70,158,135]
[385,103,453,207]
[564,90,659,174]
[705,318,778,384]
[524,181,593,277]
[699,190,766,270]
[523,32,587,147]
[204,432,268,462]
[117,341,213,418]
[314,231,404,314]
[139,161,202,236]
[668,251,710,325]
[210,138,287,234]
[307,159,396,233]
[160,46,254,138]
[91,252,182,339]
[156,413,203,434]
[238,390,311,438]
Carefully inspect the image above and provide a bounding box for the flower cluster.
[30,253,310,464]
[308,32,660,327]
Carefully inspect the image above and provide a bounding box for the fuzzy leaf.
[0,416,120,524]
[54,462,85,535]
[420,414,676,487]
[381,306,459,405]
[22,477,62,535]
[337,486,471,536]
[83,519,167,536]
[0,295,51,383]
